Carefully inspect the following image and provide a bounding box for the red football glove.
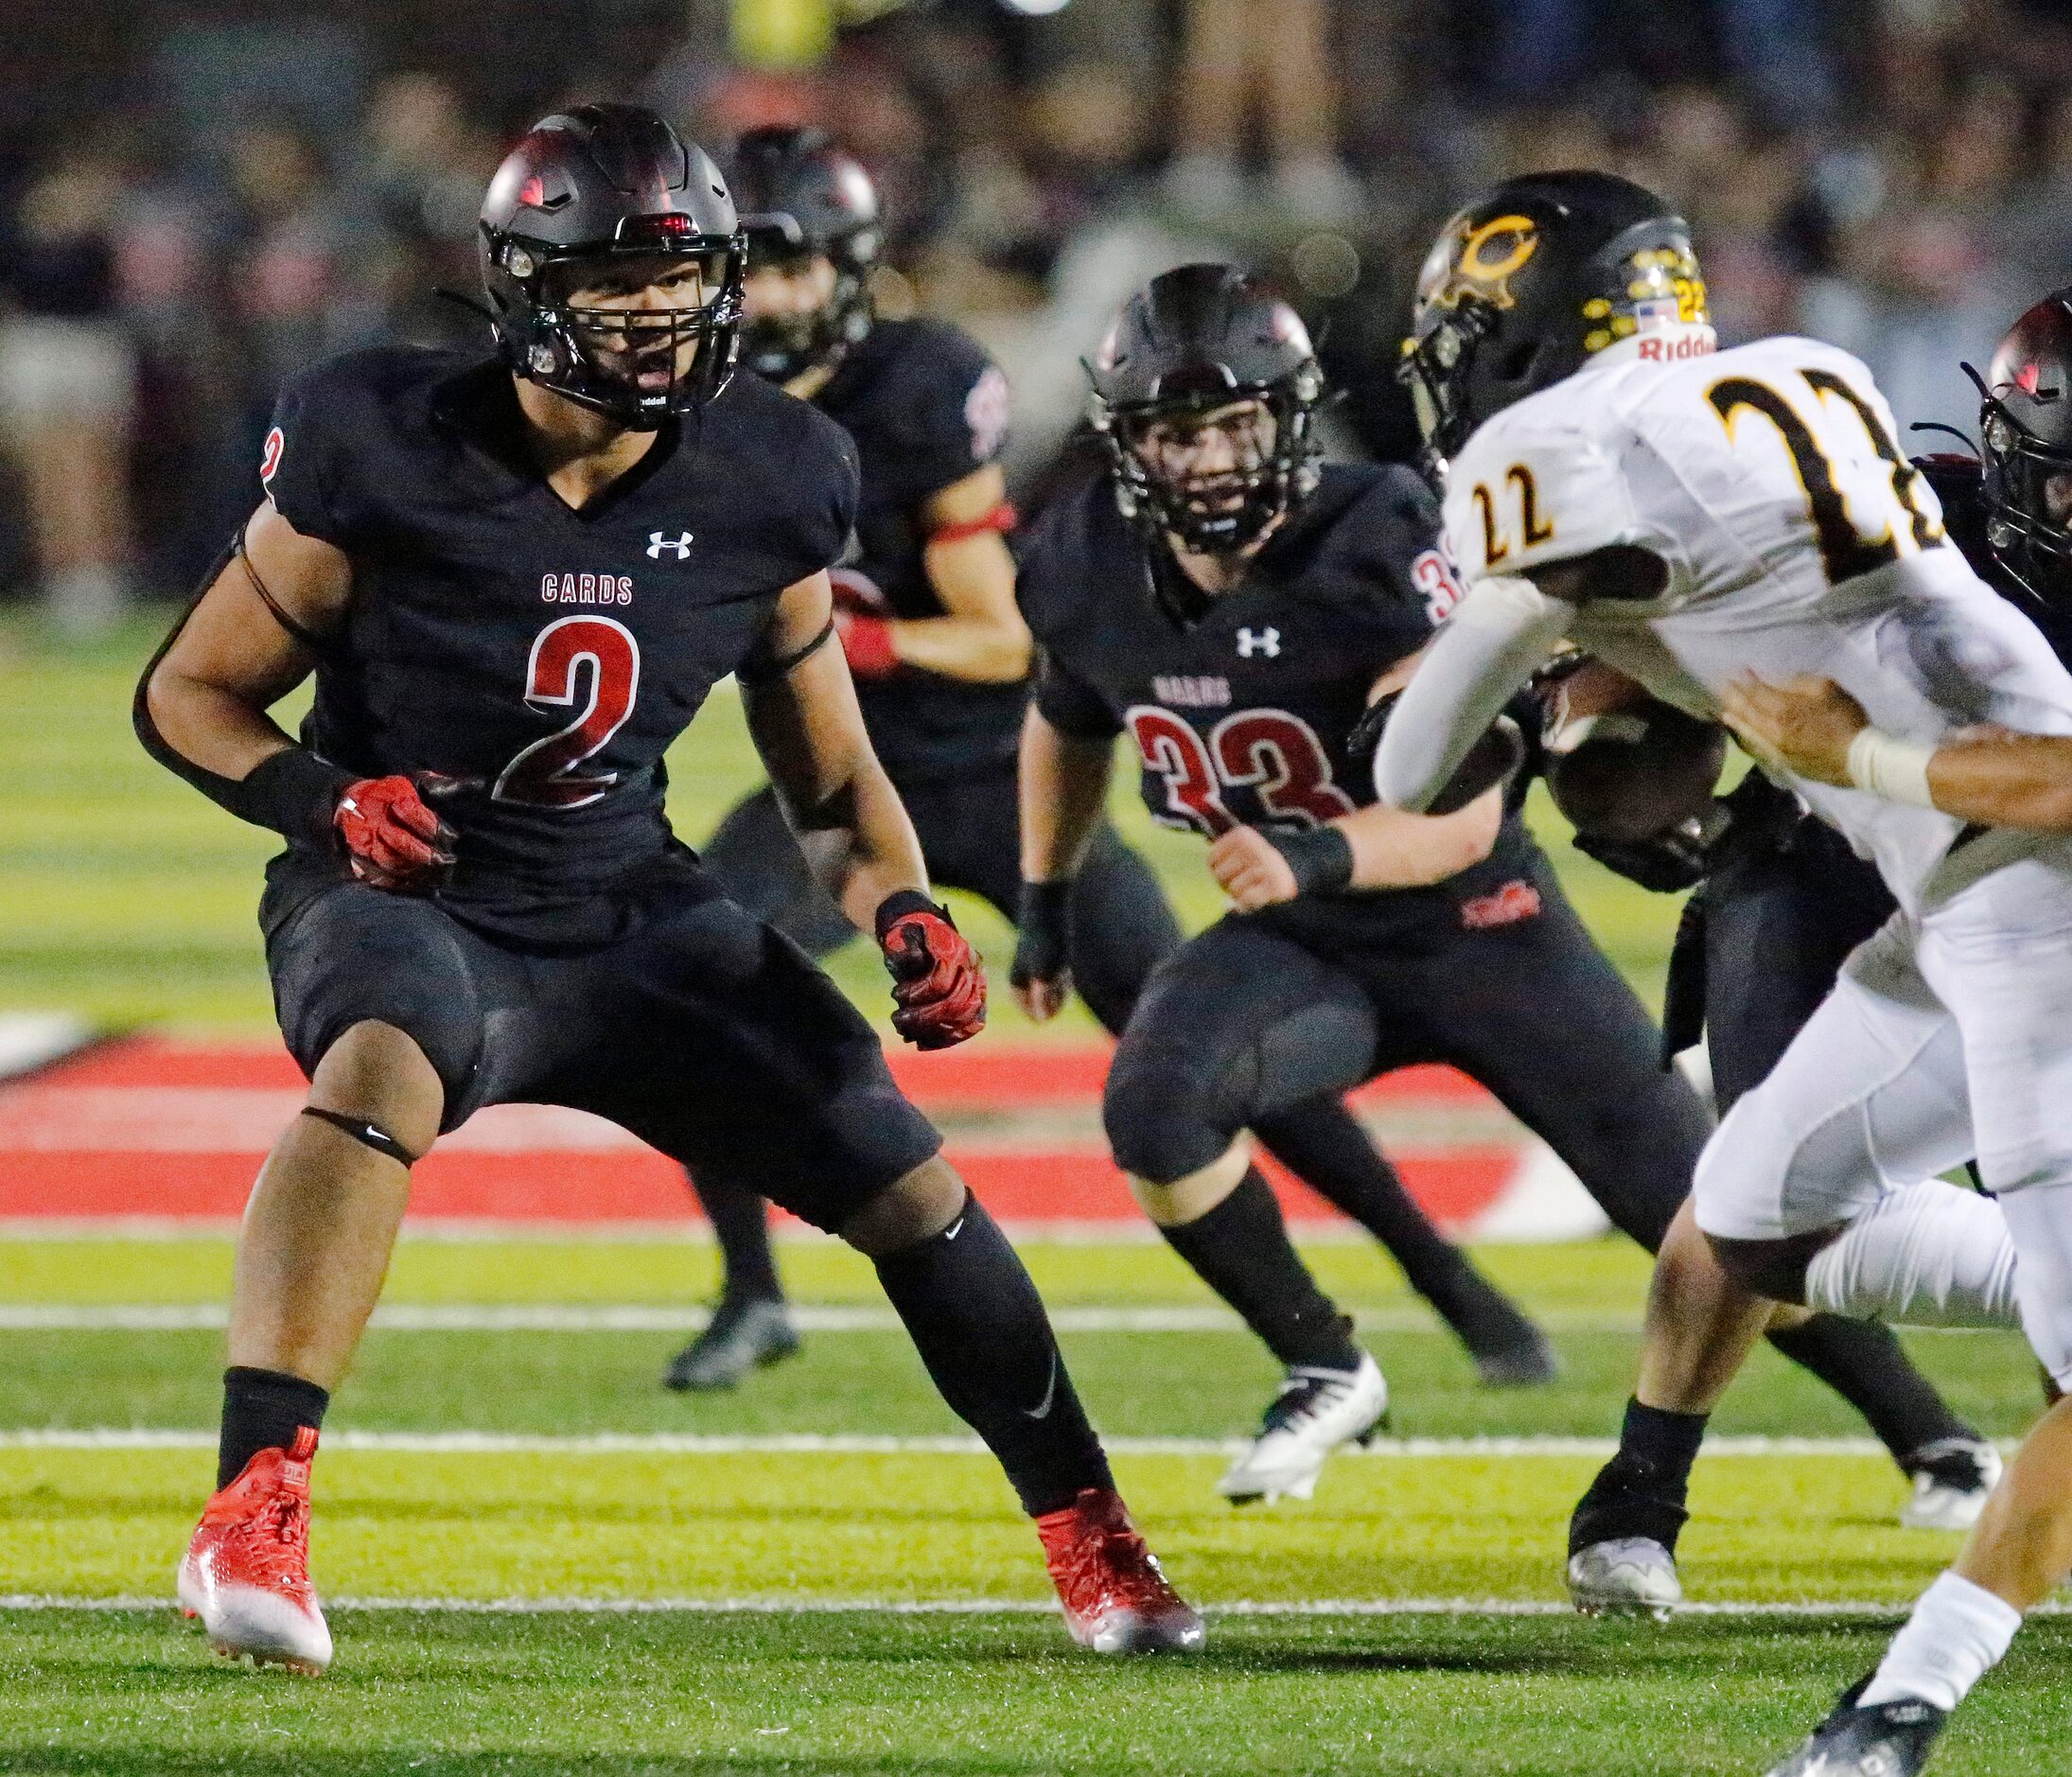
[877,892,987,1050]
[334,772,461,891]
[834,608,901,679]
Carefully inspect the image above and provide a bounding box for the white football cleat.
[1567,1536,1682,1621]
[1899,1436,2002,1531]
[1217,1352,1388,1505]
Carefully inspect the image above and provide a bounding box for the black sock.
[1569,1398,1707,1557]
[219,1365,329,1489]
[1256,1100,1541,1353]
[1158,1169,1363,1373]
[688,1170,781,1302]
[1765,1314,1974,1462]
[872,1192,1112,1517]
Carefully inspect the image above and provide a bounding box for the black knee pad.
[1103,1047,1229,1185]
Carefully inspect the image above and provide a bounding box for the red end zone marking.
[0,1037,1529,1227]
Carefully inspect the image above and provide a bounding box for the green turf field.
[0,1235,2053,1772]
[4,616,2055,1772]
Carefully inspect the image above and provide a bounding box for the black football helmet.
[479,103,745,428]
[729,126,882,383]
[1399,170,1708,474]
[1087,263,1325,554]
[1971,290,2072,603]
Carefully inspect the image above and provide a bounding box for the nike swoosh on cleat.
[1024,1354,1059,1420]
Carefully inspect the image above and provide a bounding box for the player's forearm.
[1374,575,1571,811]
[829,762,934,931]
[1333,789,1502,888]
[1019,707,1111,882]
[882,610,1032,683]
[1924,733,2072,831]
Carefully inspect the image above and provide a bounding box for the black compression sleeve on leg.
[1255,1099,1547,1359]
[1569,1398,1707,1557]
[1156,1168,1362,1373]
[688,1170,782,1303]
[872,1192,1112,1517]
[219,1366,329,1490]
[1765,1315,1974,1462]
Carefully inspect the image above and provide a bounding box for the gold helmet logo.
[1420,212,1539,313]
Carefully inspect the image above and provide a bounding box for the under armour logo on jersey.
[1236,626,1282,659]
[646,531,694,560]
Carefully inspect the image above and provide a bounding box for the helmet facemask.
[487,220,745,429]
[1095,369,1324,554]
[1976,382,2072,604]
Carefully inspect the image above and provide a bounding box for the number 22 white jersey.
[1440,331,2072,910]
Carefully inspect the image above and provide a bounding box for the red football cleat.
[1035,1487,1205,1654]
[176,1427,332,1674]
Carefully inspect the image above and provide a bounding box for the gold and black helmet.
[1400,169,1707,474]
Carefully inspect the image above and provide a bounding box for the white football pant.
[1694,834,2072,1384]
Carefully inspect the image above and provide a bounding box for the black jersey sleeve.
[876,319,1010,504]
[1312,464,1454,679]
[258,352,384,551]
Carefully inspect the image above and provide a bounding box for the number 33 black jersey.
[1017,461,1541,936]
[260,344,858,942]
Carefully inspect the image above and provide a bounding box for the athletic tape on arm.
[1372,575,1572,812]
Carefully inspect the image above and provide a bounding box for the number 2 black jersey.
[814,316,1022,783]
[261,344,858,944]
[1018,462,1544,941]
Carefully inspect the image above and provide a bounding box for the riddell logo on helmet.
[1636,332,1716,362]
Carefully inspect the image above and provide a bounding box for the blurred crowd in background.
[5,0,2072,633]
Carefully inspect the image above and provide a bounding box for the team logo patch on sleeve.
[966,365,1010,464]
[259,427,285,487]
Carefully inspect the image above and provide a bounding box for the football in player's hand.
[1539,657,1727,843]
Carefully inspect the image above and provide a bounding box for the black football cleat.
[1763,1678,1947,1776]
[1424,1261,1561,1388]
[664,1296,800,1392]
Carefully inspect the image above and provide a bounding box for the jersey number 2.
[493,616,642,809]
[1128,707,1355,836]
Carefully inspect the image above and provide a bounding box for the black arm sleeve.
[132,535,353,845]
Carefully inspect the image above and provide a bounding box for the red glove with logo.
[877,890,987,1049]
[334,772,462,891]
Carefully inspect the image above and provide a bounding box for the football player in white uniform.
[1375,170,2072,1776]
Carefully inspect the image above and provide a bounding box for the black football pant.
[1103,866,1708,1252]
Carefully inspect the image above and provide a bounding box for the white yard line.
[0,1427,1927,1458]
[0,1302,1650,1334]
[4,1592,2061,1620]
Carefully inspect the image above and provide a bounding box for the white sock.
[1803,1180,2019,1328]
[1859,1571,2022,1712]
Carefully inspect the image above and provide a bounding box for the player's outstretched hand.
[1720,674,1867,786]
[1010,880,1072,1023]
[335,771,463,891]
[1209,826,1301,912]
[877,891,987,1049]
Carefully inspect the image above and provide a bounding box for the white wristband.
[1845,727,1937,807]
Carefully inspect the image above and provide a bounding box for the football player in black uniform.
[137,105,1202,1672]
[668,127,1552,1396]
[1015,262,1994,1513]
